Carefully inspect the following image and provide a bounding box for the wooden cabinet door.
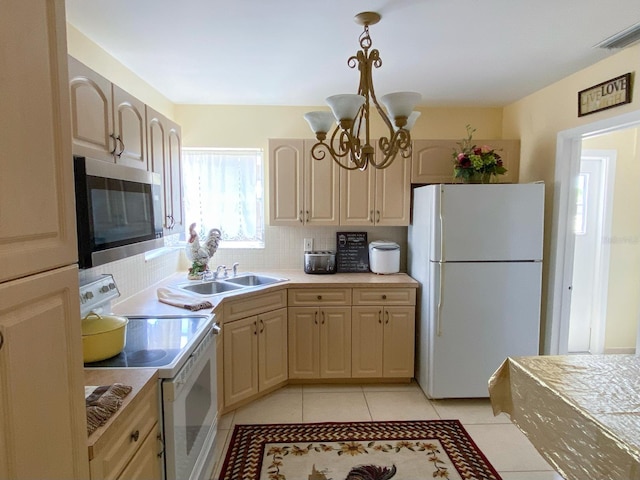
[223,316,259,406]
[339,166,375,225]
[411,139,520,184]
[113,84,147,170]
[258,308,288,391]
[269,139,304,226]
[304,140,340,225]
[351,307,384,378]
[68,56,115,162]
[375,153,411,226]
[167,121,184,230]
[287,307,319,378]
[117,425,162,480]
[319,307,352,378]
[383,306,415,378]
[0,266,89,479]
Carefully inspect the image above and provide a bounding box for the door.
[288,307,319,378]
[568,155,613,352]
[269,139,304,226]
[339,166,375,225]
[223,316,258,405]
[319,307,352,378]
[113,85,147,170]
[258,308,288,390]
[374,152,411,226]
[352,307,384,377]
[428,261,541,398]
[383,306,415,377]
[435,184,545,261]
[305,140,340,225]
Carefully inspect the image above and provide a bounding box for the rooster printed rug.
[219,420,502,480]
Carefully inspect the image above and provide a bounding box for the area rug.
[219,420,502,480]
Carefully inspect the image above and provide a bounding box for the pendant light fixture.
[304,11,421,171]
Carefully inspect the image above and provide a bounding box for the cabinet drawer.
[116,423,162,480]
[223,288,287,323]
[288,288,351,306]
[352,288,416,306]
[89,383,159,480]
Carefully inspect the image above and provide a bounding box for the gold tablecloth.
[489,355,640,480]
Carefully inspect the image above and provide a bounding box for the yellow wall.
[582,128,640,350]
[503,43,640,351]
[66,24,175,119]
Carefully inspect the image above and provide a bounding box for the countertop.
[111,270,418,318]
[84,368,158,459]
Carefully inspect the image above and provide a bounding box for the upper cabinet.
[268,139,340,226]
[340,148,411,226]
[147,107,184,231]
[412,139,521,184]
[68,57,147,170]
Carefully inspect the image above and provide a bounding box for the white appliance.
[408,183,544,399]
[369,241,400,274]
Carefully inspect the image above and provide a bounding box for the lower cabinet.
[352,306,415,378]
[88,380,161,480]
[288,306,352,379]
[223,307,288,407]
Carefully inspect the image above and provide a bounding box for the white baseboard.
[603,347,636,354]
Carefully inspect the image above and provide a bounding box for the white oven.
[162,322,219,480]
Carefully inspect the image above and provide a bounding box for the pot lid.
[81,312,128,336]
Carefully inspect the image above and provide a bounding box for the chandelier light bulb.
[380,92,422,121]
[325,94,366,122]
[304,111,335,134]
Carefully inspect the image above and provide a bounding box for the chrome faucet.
[232,262,239,277]
[216,265,228,279]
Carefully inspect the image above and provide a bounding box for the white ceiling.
[65,0,640,107]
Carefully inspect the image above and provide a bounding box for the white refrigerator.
[408,183,544,399]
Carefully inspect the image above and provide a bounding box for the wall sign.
[336,232,369,273]
[578,73,632,117]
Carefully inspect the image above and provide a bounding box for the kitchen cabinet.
[0,2,89,478]
[87,378,161,480]
[147,107,184,231]
[288,288,352,378]
[68,57,147,169]
[411,139,520,184]
[222,290,288,408]
[268,139,340,226]
[351,288,416,378]
[339,147,411,226]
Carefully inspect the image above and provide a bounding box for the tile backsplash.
[80,226,408,304]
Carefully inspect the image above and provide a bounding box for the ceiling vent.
[595,21,640,49]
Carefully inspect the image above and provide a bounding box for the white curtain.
[182,149,264,247]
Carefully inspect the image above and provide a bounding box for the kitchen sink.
[223,274,287,287]
[178,281,244,295]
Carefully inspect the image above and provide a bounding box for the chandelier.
[304,11,421,171]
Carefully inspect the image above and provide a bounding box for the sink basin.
[179,281,244,296]
[223,274,287,287]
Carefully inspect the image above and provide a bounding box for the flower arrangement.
[452,125,506,183]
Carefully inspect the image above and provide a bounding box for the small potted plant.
[452,125,506,183]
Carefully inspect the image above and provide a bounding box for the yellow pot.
[81,312,128,362]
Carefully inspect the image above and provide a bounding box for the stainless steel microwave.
[73,156,164,269]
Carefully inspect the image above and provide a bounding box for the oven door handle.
[211,322,221,335]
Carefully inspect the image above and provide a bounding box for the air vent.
[595,22,640,49]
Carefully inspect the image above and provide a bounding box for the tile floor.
[209,382,564,480]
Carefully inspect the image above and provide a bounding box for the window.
[182,148,264,248]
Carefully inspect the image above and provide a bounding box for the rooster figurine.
[186,223,222,279]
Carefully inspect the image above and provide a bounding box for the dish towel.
[86,383,133,436]
[157,287,213,311]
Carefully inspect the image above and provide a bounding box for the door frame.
[546,109,640,355]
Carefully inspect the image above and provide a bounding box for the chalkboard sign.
[336,232,369,273]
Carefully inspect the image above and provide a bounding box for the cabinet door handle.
[314,311,318,325]
[299,210,304,223]
[253,320,257,335]
[378,310,382,324]
[156,433,164,458]
[166,215,175,229]
[385,310,389,324]
[259,319,265,333]
[0,331,3,351]
[306,210,310,222]
[321,310,325,325]
[116,135,125,157]
[369,210,374,223]
[376,210,381,223]
[131,430,140,442]
[109,133,118,155]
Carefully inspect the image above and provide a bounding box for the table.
[489,355,640,480]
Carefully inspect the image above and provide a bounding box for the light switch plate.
[304,238,313,251]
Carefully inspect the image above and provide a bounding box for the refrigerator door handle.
[439,186,445,262]
[437,262,443,337]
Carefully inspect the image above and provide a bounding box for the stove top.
[84,314,212,375]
